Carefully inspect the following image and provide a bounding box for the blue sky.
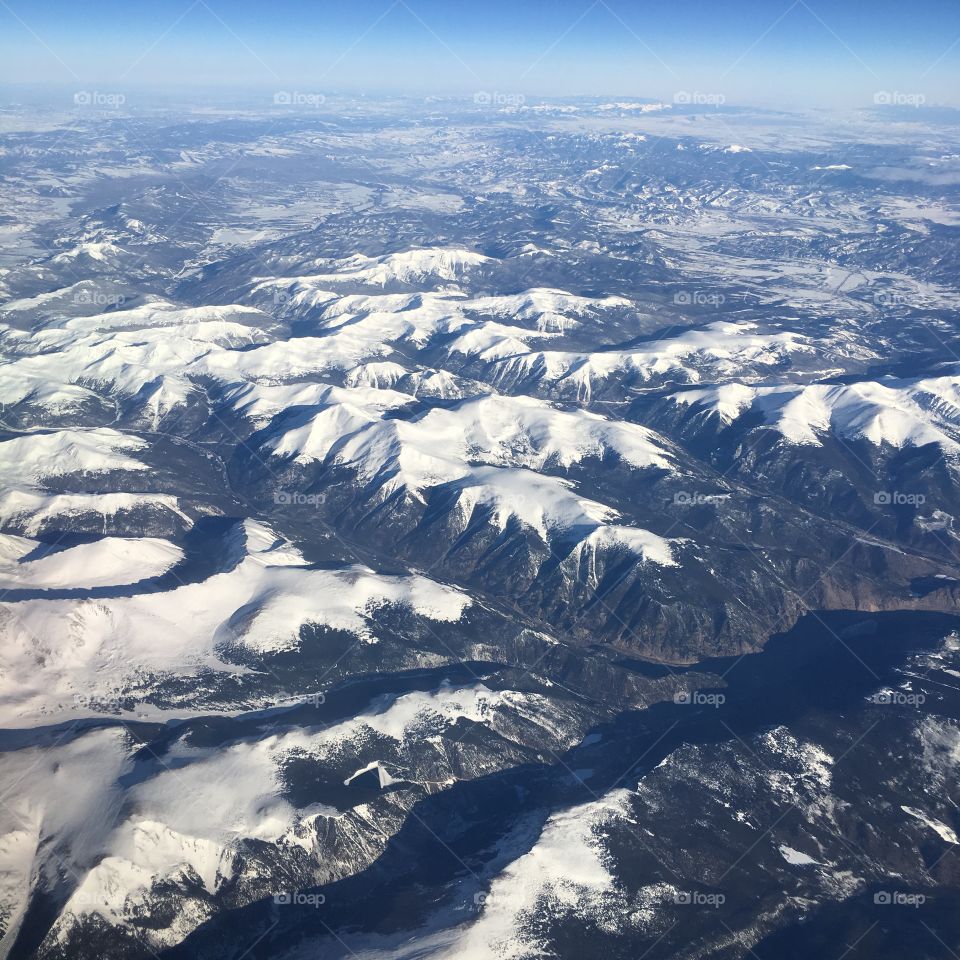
[2,0,959,107]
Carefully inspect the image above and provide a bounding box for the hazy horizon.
[2,0,958,109]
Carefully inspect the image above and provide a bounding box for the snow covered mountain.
[1,96,959,960]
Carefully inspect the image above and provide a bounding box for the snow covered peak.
[0,428,149,488]
[674,374,960,452]
[290,247,491,288]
